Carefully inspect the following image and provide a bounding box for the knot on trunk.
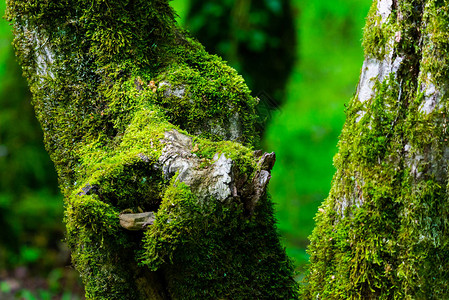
[120,130,276,230]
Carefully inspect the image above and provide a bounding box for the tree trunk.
[304,0,449,298]
[6,1,298,299]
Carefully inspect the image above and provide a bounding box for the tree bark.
[6,0,298,299]
[304,0,449,298]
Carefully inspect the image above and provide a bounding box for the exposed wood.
[120,212,156,231]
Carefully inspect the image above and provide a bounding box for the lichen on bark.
[303,0,449,299]
[6,0,298,298]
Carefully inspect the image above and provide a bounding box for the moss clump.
[354,74,401,163]
[362,0,394,60]
[303,1,449,299]
[7,0,297,298]
[141,178,298,299]
[421,0,449,84]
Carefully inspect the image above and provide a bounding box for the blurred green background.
[0,0,371,297]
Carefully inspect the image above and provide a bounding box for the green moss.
[421,0,449,84]
[362,0,398,60]
[355,75,401,163]
[303,1,449,299]
[141,177,299,299]
[363,1,388,59]
[7,0,297,298]
[192,137,256,174]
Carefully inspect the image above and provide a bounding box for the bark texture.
[6,1,298,299]
[304,0,449,298]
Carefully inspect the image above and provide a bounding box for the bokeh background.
[0,0,371,298]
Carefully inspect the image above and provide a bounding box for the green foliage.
[0,267,83,299]
[265,0,371,274]
[0,1,63,271]
[2,287,83,300]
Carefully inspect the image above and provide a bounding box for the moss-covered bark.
[304,0,449,298]
[6,1,298,298]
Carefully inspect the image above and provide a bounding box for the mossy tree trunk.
[304,0,449,298]
[6,0,298,299]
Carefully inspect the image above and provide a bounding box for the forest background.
[0,0,370,297]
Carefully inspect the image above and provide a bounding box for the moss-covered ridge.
[7,0,298,298]
[304,0,449,298]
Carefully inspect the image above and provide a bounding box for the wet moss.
[140,178,299,299]
[7,0,297,298]
[421,0,449,84]
[303,1,449,298]
[362,0,393,60]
